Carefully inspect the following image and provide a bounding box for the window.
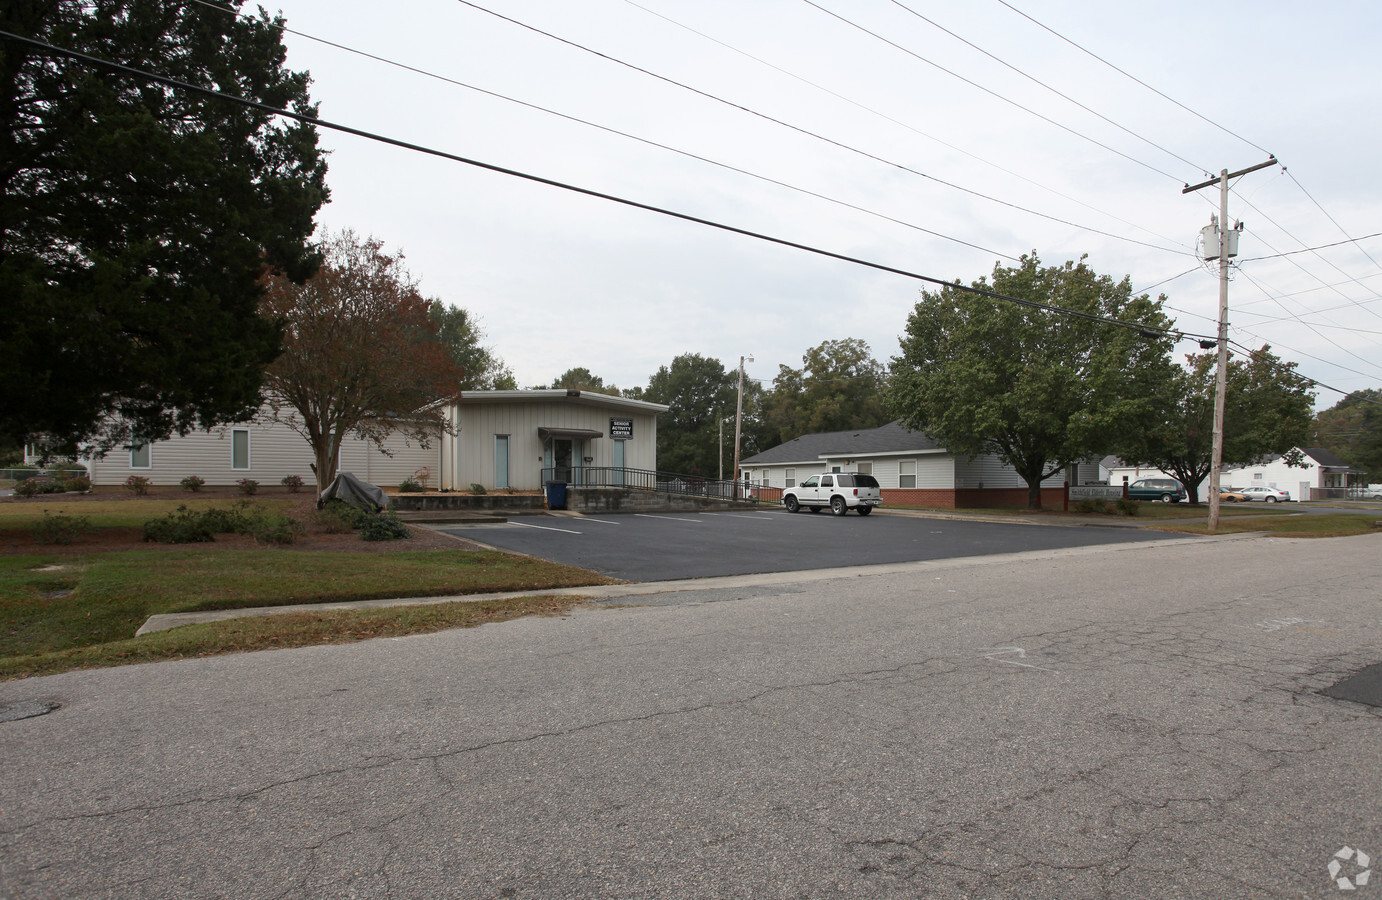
[495,435,510,489]
[857,462,873,475]
[130,442,151,469]
[821,475,834,488]
[785,467,796,488]
[899,459,916,489]
[231,429,250,470]
[1253,472,1263,481]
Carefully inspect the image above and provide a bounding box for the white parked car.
[1239,486,1291,503]
[783,473,882,516]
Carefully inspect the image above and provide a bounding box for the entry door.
[552,438,574,484]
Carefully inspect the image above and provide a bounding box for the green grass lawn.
[0,548,617,680]
[0,497,297,529]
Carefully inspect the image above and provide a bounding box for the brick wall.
[882,487,1066,509]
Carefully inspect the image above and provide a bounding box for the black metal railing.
[540,466,783,504]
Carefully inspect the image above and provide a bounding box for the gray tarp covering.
[318,472,388,512]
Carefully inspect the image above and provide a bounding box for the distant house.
[739,420,1100,508]
[85,390,668,492]
[1104,447,1360,501]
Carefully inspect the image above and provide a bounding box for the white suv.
[782,473,882,516]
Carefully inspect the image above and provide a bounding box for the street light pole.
[732,354,753,498]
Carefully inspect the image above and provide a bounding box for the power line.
[993,0,1274,161]
[800,0,1182,182]
[619,0,1188,251]
[188,0,1019,262]
[0,28,1201,346]
[1285,168,1382,274]
[451,0,1193,257]
[1237,229,1382,262]
[886,0,1207,174]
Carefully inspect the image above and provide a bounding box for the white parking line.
[703,513,777,520]
[510,521,583,534]
[633,514,703,523]
[577,518,621,525]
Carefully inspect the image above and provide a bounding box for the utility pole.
[732,354,753,497]
[1183,156,1276,531]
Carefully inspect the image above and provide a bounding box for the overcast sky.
[260,0,1381,406]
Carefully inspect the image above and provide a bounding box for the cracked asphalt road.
[1,534,1379,899]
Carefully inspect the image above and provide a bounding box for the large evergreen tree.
[889,254,1176,509]
[0,1,328,453]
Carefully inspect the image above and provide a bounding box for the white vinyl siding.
[86,409,439,490]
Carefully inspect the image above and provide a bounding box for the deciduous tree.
[539,367,620,396]
[641,354,746,476]
[889,254,1176,509]
[1311,389,1382,483]
[260,231,462,492]
[762,339,891,446]
[1116,347,1315,503]
[1,0,328,453]
[428,303,516,390]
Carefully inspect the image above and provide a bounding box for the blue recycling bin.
[545,481,567,510]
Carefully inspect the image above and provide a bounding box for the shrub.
[180,475,206,492]
[124,475,151,496]
[1116,498,1140,517]
[236,478,259,496]
[397,475,425,493]
[358,511,411,542]
[1074,498,1112,515]
[468,483,487,495]
[312,499,369,534]
[142,506,217,543]
[63,475,92,493]
[413,466,433,490]
[280,474,305,493]
[31,511,95,545]
[14,477,52,498]
[251,515,304,545]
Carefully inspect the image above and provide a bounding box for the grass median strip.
[1,548,618,679]
[1,595,586,680]
[1153,513,1382,538]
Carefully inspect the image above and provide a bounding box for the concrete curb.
[134,533,1249,637]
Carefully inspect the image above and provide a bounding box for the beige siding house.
[437,390,666,491]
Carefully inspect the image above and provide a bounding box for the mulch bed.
[1,488,487,556]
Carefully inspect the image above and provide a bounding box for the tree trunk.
[313,434,340,499]
[1026,478,1043,510]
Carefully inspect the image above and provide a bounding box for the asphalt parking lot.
[440,508,1188,581]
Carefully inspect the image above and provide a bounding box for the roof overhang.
[539,427,603,441]
[453,390,668,414]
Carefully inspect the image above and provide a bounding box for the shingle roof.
[1304,447,1350,468]
[741,420,943,466]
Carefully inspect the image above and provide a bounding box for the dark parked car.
[1127,478,1187,503]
